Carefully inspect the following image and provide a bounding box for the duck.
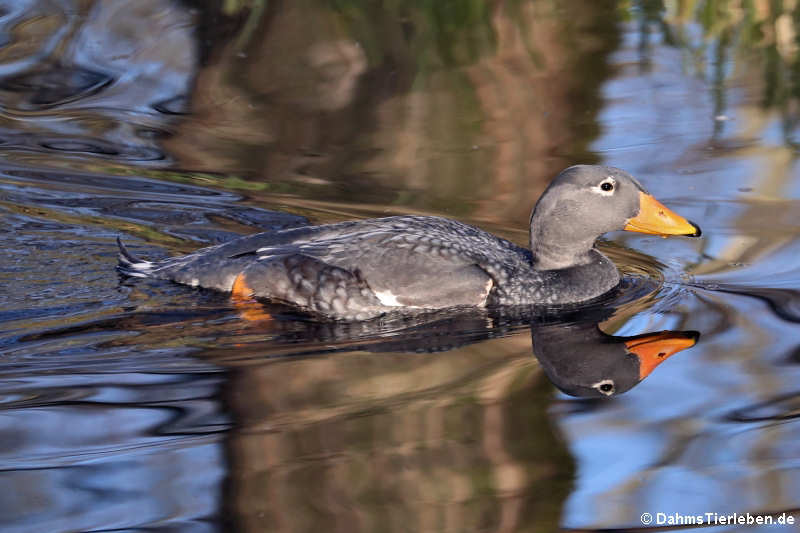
[117,165,701,320]
[531,315,699,397]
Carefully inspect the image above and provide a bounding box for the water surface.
[3,1,800,531]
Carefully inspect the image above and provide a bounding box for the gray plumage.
[117,165,688,320]
[532,320,642,397]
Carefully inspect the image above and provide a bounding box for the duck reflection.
[228,296,701,397]
[29,283,700,398]
[531,316,698,398]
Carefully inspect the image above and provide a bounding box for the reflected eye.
[592,379,616,396]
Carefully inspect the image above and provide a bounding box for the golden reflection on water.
[161,0,619,229]
[224,336,569,533]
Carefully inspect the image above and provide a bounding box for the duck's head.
[532,324,699,397]
[530,165,700,269]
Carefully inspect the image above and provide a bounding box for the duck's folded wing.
[239,251,493,318]
[311,234,495,308]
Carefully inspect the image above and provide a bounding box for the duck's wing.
[118,223,364,290]
[229,253,493,320]
[120,216,514,315]
[305,232,496,308]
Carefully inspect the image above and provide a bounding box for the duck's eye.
[592,379,616,396]
[592,178,616,196]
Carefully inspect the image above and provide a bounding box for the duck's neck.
[530,239,598,270]
[529,215,599,271]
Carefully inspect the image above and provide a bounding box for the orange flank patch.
[231,272,273,322]
[231,272,254,299]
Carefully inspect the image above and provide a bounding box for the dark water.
[3,1,800,531]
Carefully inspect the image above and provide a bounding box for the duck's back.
[120,216,535,319]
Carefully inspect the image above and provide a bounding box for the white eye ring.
[592,379,616,396]
[591,177,616,196]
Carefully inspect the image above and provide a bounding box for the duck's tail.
[116,236,155,278]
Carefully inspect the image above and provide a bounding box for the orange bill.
[625,331,698,380]
[625,191,701,237]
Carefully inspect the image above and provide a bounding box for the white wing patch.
[374,290,403,306]
[481,279,494,305]
[375,279,493,308]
